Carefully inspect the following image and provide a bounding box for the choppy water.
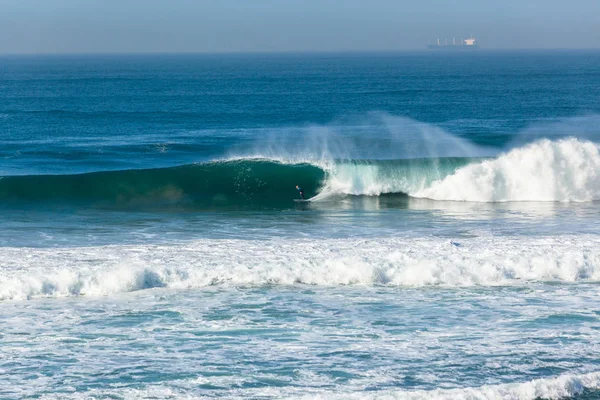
[2,51,600,399]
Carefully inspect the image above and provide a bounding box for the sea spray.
[235,113,495,162]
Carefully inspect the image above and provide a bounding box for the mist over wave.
[234,113,494,163]
[508,114,600,147]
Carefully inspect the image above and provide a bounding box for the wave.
[294,371,600,400]
[2,235,599,301]
[1,138,599,208]
[415,138,600,202]
[33,371,600,399]
[0,159,326,210]
[0,157,469,210]
[311,137,600,203]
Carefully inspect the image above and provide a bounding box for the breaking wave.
[0,157,469,209]
[415,138,600,202]
[1,138,599,209]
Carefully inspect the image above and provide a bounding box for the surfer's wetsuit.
[297,186,305,199]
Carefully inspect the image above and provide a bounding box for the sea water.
[1,51,600,399]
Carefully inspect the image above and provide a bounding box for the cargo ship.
[428,36,479,50]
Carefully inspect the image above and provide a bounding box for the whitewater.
[415,138,600,202]
[2,235,600,301]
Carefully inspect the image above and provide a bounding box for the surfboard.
[294,199,310,203]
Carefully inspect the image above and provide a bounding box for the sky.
[1,0,599,54]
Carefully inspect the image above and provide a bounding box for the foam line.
[1,235,599,301]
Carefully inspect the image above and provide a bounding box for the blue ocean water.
[1,51,600,399]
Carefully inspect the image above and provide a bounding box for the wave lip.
[415,138,600,202]
[2,236,600,301]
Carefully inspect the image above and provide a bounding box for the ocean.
[1,51,600,399]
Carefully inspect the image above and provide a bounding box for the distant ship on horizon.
[428,36,479,50]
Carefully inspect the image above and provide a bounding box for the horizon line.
[1,48,600,57]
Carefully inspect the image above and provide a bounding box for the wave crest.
[415,138,600,202]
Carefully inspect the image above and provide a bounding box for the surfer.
[296,185,305,200]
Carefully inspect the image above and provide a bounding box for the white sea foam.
[1,235,599,301]
[302,371,600,400]
[30,371,600,399]
[416,138,600,202]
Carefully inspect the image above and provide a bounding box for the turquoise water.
[2,51,600,399]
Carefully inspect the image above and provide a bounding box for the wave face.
[2,236,599,301]
[0,157,470,210]
[1,138,599,209]
[0,160,325,209]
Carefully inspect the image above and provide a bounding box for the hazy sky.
[1,0,599,54]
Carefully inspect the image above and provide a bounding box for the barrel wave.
[1,138,599,209]
[0,158,470,210]
[0,160,325,209]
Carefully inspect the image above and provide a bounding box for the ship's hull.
[428,45,479,50]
